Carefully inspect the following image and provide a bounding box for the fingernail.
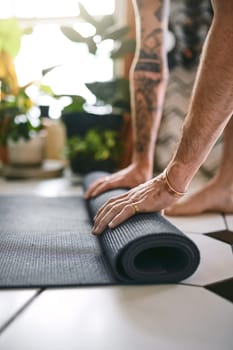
[92,226,99,234]
[108,221,113,228]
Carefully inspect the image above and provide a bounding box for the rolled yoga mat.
[0,172,200,288]
[84,172,200,283]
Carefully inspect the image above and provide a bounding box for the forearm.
[131,0,170,170]
[131,71,168,169]
[167,9,233,191]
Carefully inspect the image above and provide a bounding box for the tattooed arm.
[92,0,233,233]
[131,0,169,171]
[85,0,169,198]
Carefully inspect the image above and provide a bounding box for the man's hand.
[85,163,152,199]
[92,173,178,234]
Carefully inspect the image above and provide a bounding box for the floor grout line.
[0,289,45,335]
[222,214,229,231]
[180,282,203,288]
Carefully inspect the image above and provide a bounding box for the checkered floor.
[0,171,232,350]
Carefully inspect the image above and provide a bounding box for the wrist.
[165,161,194,193]
[132,154,153,170]
[131,157,153,180]
[162,168,187,198]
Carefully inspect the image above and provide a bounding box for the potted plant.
[0,83,44,166]
[61,94,123,174]
[60,2,135,174]
[66,128,123,175]
[0,18,44,166]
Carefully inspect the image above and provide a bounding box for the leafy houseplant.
[0,80,44,166]
[59,2,135,174]
[0,18,43,165]
[0,85,40,145]
[61,2,135,113]
[66,128,122,174]
[62,103,123,174]
[0,19,58,166]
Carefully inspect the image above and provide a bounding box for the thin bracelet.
[163,169,186,198]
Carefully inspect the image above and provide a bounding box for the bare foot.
[164,180,233,216]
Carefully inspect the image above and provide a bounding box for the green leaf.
[95,15,115,35]
[60,26,86,43]
[5,115,41,143]
[62,95,86,114]
[60,26,97,54]
[86,81,116,102]
[42,65,60,77]
[78,2,99,27]
[86,78,131,113]
[85,37,97,55]
[111,39,136,59]
[66,128,122,161]
[0,18,22,57]
[103,26,130,41]
[39,84,55,96]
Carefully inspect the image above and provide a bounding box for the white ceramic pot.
[7,134,45,166]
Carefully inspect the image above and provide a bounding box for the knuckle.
[107,197,117,204]
[98,216,108,226]
[124,204,132,212]
[110,205,118,213]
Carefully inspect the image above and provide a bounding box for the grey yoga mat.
[0,172,200,288]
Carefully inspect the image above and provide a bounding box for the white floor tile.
[183,234,233,286]
[225,215,233,231]
[165,213,226,234]
[0,290,38,329]
[0,285,232,350]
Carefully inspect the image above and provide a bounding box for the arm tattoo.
[134,77,161,152]
[133,0,168,154]
[135,77,161,112]
[135,28,163,73]
[135,59,161,73]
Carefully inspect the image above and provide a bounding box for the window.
[1,0,116,108]
[1,0,115,18]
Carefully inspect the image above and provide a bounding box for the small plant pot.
[7,134,45,167]
[62,111,123,138]
[62,111,123,174]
